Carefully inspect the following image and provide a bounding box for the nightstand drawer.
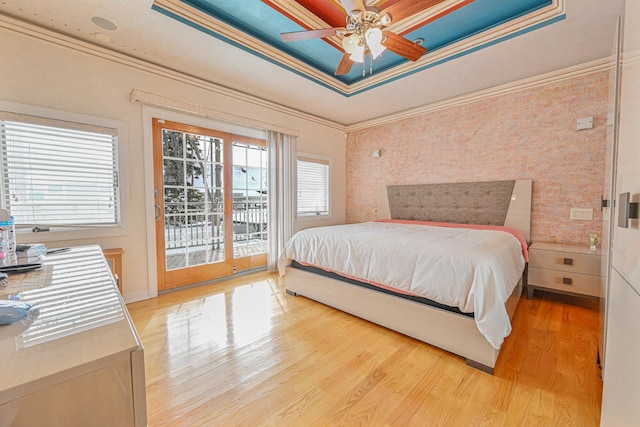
[529,249,601,276]
[528,266,602,297]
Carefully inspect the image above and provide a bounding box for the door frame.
[152,119,269,291]
[142,107,270,300]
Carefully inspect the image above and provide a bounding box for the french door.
[152,119,267,291]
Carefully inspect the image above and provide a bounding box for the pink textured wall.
[346,71,610,246]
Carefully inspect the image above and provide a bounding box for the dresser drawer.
[529,249,601,276]
[528,266,602,297]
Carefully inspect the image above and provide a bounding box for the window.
[297,156,329,217]
[0,113,120,228]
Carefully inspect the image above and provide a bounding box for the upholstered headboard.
[386,180,532,241]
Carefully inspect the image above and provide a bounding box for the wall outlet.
[570,208,593,220]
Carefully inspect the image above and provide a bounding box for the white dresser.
[0,245,146,427]
[527,242,603,298]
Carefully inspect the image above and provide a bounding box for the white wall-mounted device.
[576,116,594,130]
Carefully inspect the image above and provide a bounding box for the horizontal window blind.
[1,119,119,227]
[297,157,329,216]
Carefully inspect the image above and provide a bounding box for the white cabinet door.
[602,0,640,424]
[601,270,640,425]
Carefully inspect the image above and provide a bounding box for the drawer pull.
[562,277,573,285]
[563,258,574,266]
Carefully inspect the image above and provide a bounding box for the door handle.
[618,192,639,228]
[155,203,163,221]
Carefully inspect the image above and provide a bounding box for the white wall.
[0,28,346,302]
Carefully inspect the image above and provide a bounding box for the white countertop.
[529,241,603,256]
[0,245,141,405]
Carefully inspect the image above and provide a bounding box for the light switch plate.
[570,208,594,220]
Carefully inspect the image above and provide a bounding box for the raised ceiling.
[0,0,626,126]
[152,0,560,94]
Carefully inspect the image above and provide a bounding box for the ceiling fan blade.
[281,27,345,42]
[335,53,355,75]
[381,31,427,61]
[381,0,448,23]
[339,0,366,17]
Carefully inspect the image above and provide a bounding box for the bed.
[279,179,532,374]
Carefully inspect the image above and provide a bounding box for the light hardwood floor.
[127,271,602,426]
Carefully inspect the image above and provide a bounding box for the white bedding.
[278,221,526,349]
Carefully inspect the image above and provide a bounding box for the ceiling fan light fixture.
[281,0,436,76]
[350,44,365,63]
[342,33,360,54]
[365,27,386,59]
[379,12,392,26]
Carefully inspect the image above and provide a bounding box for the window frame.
[0,101,130,243]
[296,153,331,220]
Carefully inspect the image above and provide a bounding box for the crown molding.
[622,48,640,65]
[129,89,301,136]
[153,0,565,95]
[345,55,616,132]
[345,0,565,94]
[2,11,631,135]
[153,0,352,95]
[0,13,345,132]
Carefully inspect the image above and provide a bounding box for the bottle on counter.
[0,209,16,266]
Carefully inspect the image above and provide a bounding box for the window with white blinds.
[0,116,120,227]
[297,156,329,217]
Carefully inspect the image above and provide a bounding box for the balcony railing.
[164,197,268,250]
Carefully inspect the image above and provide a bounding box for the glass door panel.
[153,119,233,290]
[231,138,268,271]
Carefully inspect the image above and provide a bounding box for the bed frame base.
[466,359,495,375]
[284,267,522,374]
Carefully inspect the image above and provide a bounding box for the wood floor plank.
[127,272,603,426]
[502,383,534,425]
[384,351,445,425]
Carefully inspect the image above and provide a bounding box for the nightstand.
[527,242,603,299]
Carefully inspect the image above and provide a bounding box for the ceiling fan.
[280,0,449,76]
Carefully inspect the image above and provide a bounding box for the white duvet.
[278,221,526,349]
